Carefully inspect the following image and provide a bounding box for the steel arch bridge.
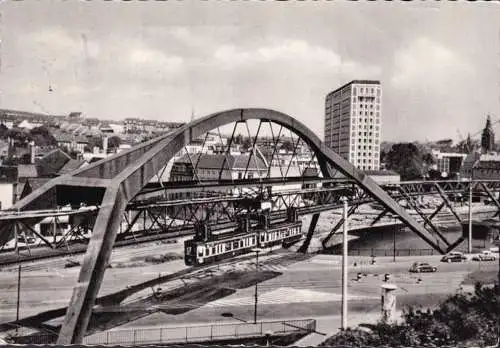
[0,108,499,343]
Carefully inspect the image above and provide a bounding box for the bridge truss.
[0,108,499,343]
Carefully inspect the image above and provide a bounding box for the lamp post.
[494,236,500,346]
[251,248,262,324]
[16,264,21,336]
[468,177,473,254]
[341,199,349,330]
[393,217,397,263]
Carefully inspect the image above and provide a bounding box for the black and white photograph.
[0,1,499,346]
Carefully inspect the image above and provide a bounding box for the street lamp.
[16,265,21,337]
[341,199,349,331]
[468,176,473,254]
[251,248,263,324]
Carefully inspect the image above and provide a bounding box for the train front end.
[184,239,195,266]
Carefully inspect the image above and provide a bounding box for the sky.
[1,1,499,143]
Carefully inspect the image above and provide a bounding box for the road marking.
[203,287,377,308]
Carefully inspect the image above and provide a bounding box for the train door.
[197,245,205,264]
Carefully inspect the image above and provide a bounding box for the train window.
[206,247,210,255]
[226,242,231,251]
[260,235,265,242]
[233,241,239,249]
[240,240,243,248]
[198,247,204,257]
[212,247,216,254]
[252,237,255,244]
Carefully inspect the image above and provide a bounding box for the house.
[471,154,500,180]
[0,166,19,209]
[460,152,500,180]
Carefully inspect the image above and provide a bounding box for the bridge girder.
[0,108,464,343]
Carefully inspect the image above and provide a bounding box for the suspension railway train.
[184,213,303,266]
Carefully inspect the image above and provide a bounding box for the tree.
[6,128,30,143]
[321,282,499,347]
[107,136,122,149]
[281,140,294,153]
[241,137,252,151]
[29,126,56,146]
[384,143,434,181]
[87,136,102,150]
[0,124,8,139]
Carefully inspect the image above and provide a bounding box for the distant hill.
[0,108,66,121]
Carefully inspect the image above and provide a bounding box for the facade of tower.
[324,80,382,171]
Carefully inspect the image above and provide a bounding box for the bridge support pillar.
[298,213,319,253]
[57,185,127,344]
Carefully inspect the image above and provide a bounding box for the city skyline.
[1,2,499,143]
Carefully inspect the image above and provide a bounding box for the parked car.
[409,262,437,273]
[472,251,496,261]
[440,252,467,263]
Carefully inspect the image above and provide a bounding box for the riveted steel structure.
[0,108,498,343]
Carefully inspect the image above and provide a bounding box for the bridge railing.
[347,248,439,257]
[82,319,316,345]
[7,319,316,345]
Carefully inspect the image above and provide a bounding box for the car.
[409,262,437,273]
[440,252,467,263]
[472,251,496,261]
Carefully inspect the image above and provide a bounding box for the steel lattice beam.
[1,108,483,343]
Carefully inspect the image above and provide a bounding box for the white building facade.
[325,80,382,171]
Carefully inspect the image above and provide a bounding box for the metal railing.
[343,248,438,257]
[81,319,316,345]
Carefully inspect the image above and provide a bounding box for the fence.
[81,319,316,345]
[347,248,438,257]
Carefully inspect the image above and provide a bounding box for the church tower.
[480,115,495,153]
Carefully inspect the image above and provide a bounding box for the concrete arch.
[14,108,439,344]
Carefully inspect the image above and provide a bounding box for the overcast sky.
[1,1,499,142]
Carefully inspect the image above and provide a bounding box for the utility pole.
[468,178,473,254]
[252,248,261,324]
[393,218,396,263]
[16,264,21,336]
[341,200,348,330]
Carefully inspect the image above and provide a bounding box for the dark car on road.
[409,262,437,273]
[440,252,467,263]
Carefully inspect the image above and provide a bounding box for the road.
[0,236,497,341]
[112,254,496,327]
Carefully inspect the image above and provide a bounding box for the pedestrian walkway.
[203,287,377,308]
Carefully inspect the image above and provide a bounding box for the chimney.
[29,141,36,164]
[103,136,108,155]
[7,136,13,159]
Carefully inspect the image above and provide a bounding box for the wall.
[0,183,15,209]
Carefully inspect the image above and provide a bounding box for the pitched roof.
[364,170,400,176]
[57,159,86,175]
[20,177,51,199]
[17,164,39,179]
[35,148,71,177]
[176,153,267,171]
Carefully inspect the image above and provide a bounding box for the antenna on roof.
[191,107,195,123]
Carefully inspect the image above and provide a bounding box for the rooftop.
[364,170,400,176]
[176,153,267,171]
[327,80,381,96]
